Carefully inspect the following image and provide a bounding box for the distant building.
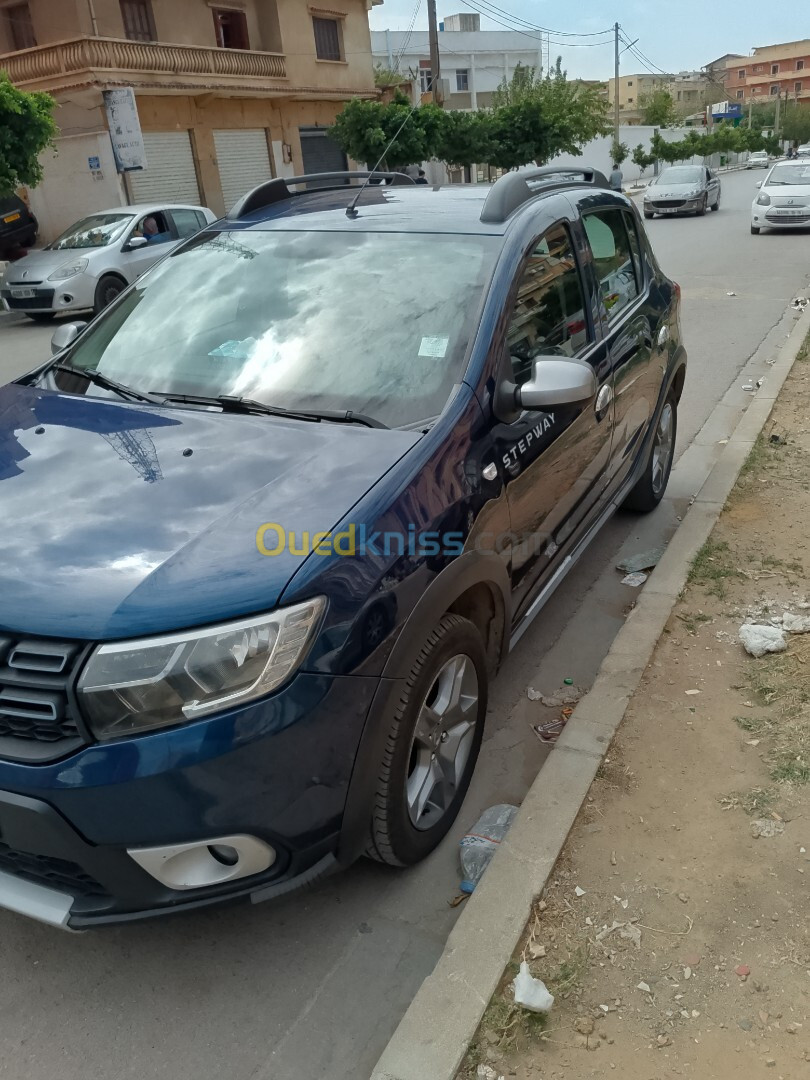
[606,74,670,125]
[725,39,810,107]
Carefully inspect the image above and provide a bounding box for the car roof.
[214,180,625,238]
[84,204,208,215]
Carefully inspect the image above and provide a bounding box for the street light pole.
[427,0,442,105]
[613,22,620,150]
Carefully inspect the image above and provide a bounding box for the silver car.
[0,203,216,322]
[643,165,721,219]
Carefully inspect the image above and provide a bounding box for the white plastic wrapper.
[513,960,554,1013]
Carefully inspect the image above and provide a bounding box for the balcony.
[0,36,287,96]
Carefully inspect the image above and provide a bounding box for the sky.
[369,1,807,81]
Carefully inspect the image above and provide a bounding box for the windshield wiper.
[50,362,160,404]
[152,392,388,428]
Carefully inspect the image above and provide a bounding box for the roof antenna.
[346,100,421,218]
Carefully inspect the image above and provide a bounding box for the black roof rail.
[480,166,610,225]
[228,170,415,220]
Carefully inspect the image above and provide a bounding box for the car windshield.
[766,165,810,185]
[48,214,133,250]
[657,167,702,185]
[60,229,499,429]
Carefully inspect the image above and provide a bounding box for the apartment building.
[605,73,668,125]
[726,38,810,108]
[0,0,381,236]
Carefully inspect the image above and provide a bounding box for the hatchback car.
[746,151,770,169]
[751,160,810,233]
[0,167,686,928]
[643,164,721,217]
[0,203,215,321]
[0,195,38,258]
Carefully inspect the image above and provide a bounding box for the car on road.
[751,160,810,233]
[643,164,721,218]
[0,167,686,928]
[0,203,215,321]
[746,151,770,169]
[0,195,38,258]
[796,144,810,159]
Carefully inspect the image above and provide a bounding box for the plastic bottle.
[458,804,519,893]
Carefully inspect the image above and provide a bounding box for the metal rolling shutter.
[213,129,272,212]
[299,127,348,175]
[128,132,200,205]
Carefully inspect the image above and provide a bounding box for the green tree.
[437,110,493,169]
[631,143,655,174]
[782,105,810,145]
[610,140,629,167]
[0,73,57,196]
[329,92,443,171]
[639,89,677,127]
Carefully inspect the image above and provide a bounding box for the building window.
[627,97,633,103]
[120,1,156,42]
[455,69,469,91]
[4,2,36,50]
[771,63,779,74]
[312,15,342,61]
[738,68,745,78]
[796,82,803,93]
[736,89,744,99]
[627,80,633,86]
[213,8,250,50]
[419,61,433,93]
[769,84,779,96]
[798,60,805,71]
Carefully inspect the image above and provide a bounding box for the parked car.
[751,160,810,233]
[643,164,721,217]
[0,195,38,258]
[0,167,686,928]
[0,203,215,321]
[746,151,770,169]
[796,144,810,158]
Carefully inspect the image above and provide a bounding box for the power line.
[467,0,613,37]
[456,1,614,48]
[394,0,422,68]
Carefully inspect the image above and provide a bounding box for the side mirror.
[125,236,148,251]
[50,321,88,356]
[517,358,596,411]
[756,181,762,188]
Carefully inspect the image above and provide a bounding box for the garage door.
[299,127,348,175]
[214,129,272,212]
[128,132,201,205]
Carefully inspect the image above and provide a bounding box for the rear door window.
[583,210,639,321]
[171,209,208,238]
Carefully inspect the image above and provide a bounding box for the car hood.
[0,384,420,639]
[647,182,703,198]
[762,183,810,203]
[2,248,102,284]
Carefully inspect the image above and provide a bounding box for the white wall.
[28,133,127,242]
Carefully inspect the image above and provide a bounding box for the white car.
[0,203,216,321]
[746,151,770,169]
[797,144,810,158]
[751,161,810,233]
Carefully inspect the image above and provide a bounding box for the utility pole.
[427,0,442,105]
[748,100,752,129]
[774,87,782,136]
[613,22,620,151]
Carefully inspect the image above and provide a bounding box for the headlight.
[78,598,326,741]
[756,192,771,205]
[48,259,88,281]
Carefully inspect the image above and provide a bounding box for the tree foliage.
[639,89,677,127]
[648,124,781,165]
[329,92,443,171]
[0,73,57,196]
[610,140,629,167]
[632,143,656,173]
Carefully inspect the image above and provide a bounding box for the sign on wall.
[102,88,147,172]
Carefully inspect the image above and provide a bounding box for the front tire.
[712,195,720,211]
[696,196,707,216]
[751,225,760,234]
[94,274,126,314]
[25,312,55,322]
[367,614,487,867]
[623,390,677,513]
[644,210,654,219]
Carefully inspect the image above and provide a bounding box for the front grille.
[766,212,810,224]
[0,636,89,762]
[1,290,54,311]
[650,200,686,209]
[0,842,108,899]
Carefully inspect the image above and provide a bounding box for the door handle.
[595,382,613,420]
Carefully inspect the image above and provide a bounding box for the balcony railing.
[0,35,286,86]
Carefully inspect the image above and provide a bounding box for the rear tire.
[94,274,126,314]
[366,614,487,867]
[623,390,677,513]
[750,225,760,234]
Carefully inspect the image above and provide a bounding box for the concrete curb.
[371,300,810,1080]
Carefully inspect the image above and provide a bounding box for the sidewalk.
[458,329,810,1079]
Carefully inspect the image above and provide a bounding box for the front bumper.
[0,671,378,928]
[1,273,98,314]
[644,199,703,216]
[753,210,810,228]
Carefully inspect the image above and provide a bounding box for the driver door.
[119,210,176,282]
[494,222,614,619]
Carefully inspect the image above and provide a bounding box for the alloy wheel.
[651,402,674,496]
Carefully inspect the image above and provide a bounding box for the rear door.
[581,206,660,492]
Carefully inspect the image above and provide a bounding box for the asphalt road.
[0,170,808,1080]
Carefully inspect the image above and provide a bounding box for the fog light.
[128,834,275,890]
[60,294,73,304]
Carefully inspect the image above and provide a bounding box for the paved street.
[0,169,808,1080]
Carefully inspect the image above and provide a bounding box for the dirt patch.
[459,335,810,1080]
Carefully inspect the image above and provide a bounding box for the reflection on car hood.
[2,248,100,283]
[0,384,420,639]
